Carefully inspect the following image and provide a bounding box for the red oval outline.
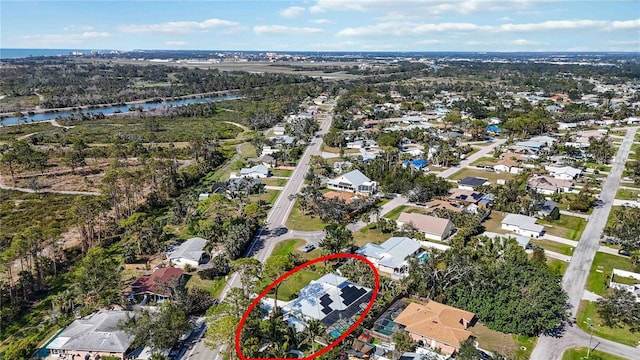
[234,253,380,360]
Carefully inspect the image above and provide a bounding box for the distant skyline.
[1,0,639,52]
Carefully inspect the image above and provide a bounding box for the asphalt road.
[182,102,336,360]
[531,127,639,360]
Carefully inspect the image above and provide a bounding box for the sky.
[1,0,639,52]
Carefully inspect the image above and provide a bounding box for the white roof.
[329,169,372,187]
[240,164,270,175]
[356,237,421,269]
[168,237,207,262]
[545,166,582,178]
[47,310,133,353]
[501,214,544,233]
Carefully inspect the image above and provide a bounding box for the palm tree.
[305,319,324,353]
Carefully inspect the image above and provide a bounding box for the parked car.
[618,249,632,257]
[302,244,316,252]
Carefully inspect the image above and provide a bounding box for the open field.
[285,200,326,231]
[271,169,293,177]
[450,168,516,183]
[576,300,640,347]
[538,215,586,241]
[185,274,226,298]
[0,94,40,113]
[0,122,58,142]
[353,224,393,247]
[470,322,535,359]
[586,252,636,295]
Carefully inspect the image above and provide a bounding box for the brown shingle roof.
[394,301,475,348]
[397,213,452,237]
[130,267,183,296]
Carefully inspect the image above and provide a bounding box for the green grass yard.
[562,348,628,360]
[576,300,640,347]
[353,224,393,247]
[470,156,498,166]
[538,215,586,241]
[261,178,288,187]
[384,205,428,221]
[271,169,293,177]
[260,269,321,301]
[481,212,508,234]
[530,239,574,256]
[249,189,280,205]
[586,252,636,295]
[547,258,569,276]
[185,274,226,298]
[615,188,640,201]
[286,200,326,231]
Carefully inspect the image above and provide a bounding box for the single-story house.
[356,237,422,278]
[486,125,501,133]
[514,140,545,152]
[167,237,209,269]
[482,231,530,248]
[424,199,464,213]
[558,122,578,130]
[501,213,544,238]
[127,267,184,303]
[247,154,276,168]
[273,125,286,136]
[528,175,573,195]
[545,166,582,180]
[536,199,559,219]
[393,301,475,355]
[347,139,378,149]
[397,213,455,241]
[281,274,373,332]
[493,159,522,174]
[448,188,484,204]
[457,177,490,191]
[402,159,428,171]
[46,310,134,360]
[327,169,378,195]
[234,164,271,179]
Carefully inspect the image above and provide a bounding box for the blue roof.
[403,159,428,169]
[486,125,501,132]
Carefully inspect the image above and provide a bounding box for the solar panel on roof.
[321,307,332,315]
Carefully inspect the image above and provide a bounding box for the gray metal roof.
[329,169,372,188]
[502,214,544,233]
[240,164,270,176]
[47,310,133,353]
[168,237,207,262]
[356,237,421,269]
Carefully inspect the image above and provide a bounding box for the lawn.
[450,168,515,183]
[481,212,508,234]
[469,322,535,360]
[562,347,629,360]
[576,300,640,347]
[272,239,306,257]
[470,156,498,166]
[286,200,326,231]
[238,142,257,159]
[271,169,293,177]
[586,252,636,295]
[185,274,226,298]
[538,215,586,241]
[353,224,393,247]
[260,269,321,301]
[615,188,640,201]
[530,239,574,256]
[261,178,288,187]
[547,258,569,276]
[384,205,428,221]
[249,189,280,205]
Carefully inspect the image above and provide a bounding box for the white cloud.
[337,21,492,37]
[500,20,608,32]
[309,0,534,15]
[254,25,323,36]
[21,32,111,44]
[310,18,332,24]
[610,18,640,30]
[510,39,543,45]
[280,6,305,18]
[63,25,94,31]
[165,41,188,47]
[118,18,239,34]
[416,39,444,45]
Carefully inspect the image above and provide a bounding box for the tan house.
[493,159,523,174]
[394,301,476,355]
[528,175,573,195]
[396,213,454,241]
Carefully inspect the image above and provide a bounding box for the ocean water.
[0,48,96,59]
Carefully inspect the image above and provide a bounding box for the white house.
[167,237,208,269]
[397,213,455,241]
[233,164,271,179]
[356,237,422,278]
[327,169,378,195]
[545,166,582,181]
[501,214,544,238]
[273,126,286,136]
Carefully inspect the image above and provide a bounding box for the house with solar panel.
[280,274,373,338]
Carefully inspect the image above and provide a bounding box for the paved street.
[436,138,506,179]
[183,102,336,360]
[531,127,639,360]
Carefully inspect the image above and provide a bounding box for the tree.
[263,254,295,312]
[320,223,352,254]
[73,247,123,305]
[456,338,481,360]
[587,135,615,165]
[305,319,324,353]
[531,247,547,267]
[392,330,416,353]
[596,288,640,332]
[605,207,640,250]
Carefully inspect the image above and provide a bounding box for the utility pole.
[584,317,594,358]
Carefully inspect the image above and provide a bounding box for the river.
[0,94,240,125]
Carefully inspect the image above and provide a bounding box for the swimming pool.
[418,252,430,263]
